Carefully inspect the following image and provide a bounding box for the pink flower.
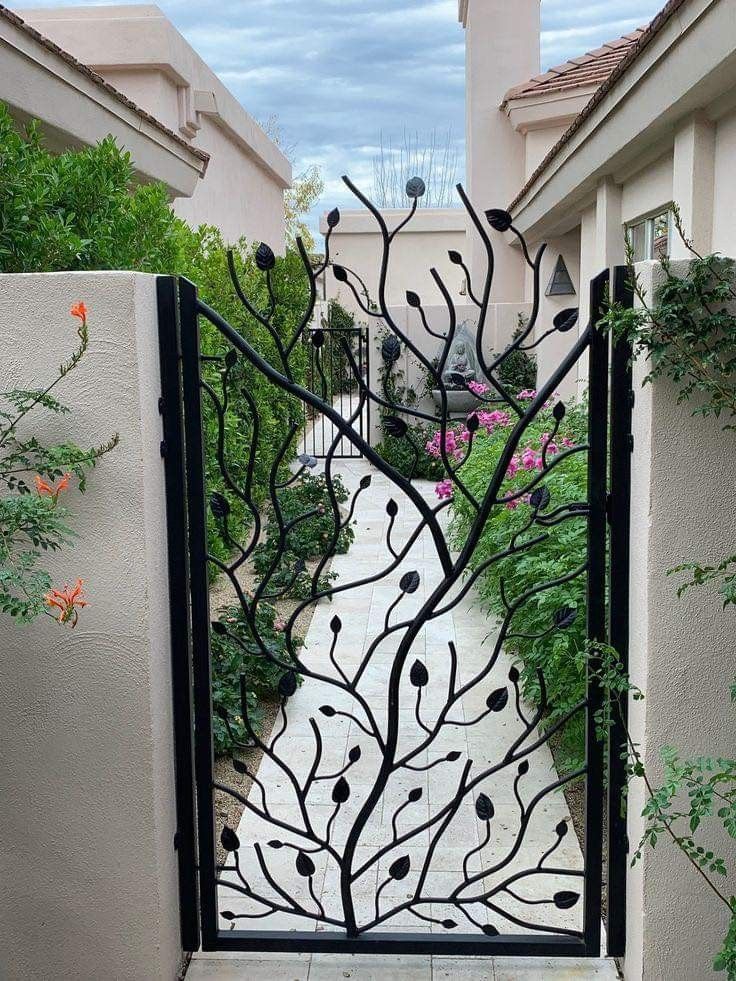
[506,455,521,479]
[562,436,575,448]
[540,433,559,455]
[435,479,454,500]
[273,617,287,633]
[517,389,537,401]
[468,380,489,396]
[476,409,512,434]
[426,428,464,461]
[506,498,521,510]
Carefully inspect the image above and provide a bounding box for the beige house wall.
[21,4,291,250]
[319,208,469,318]
[0,272,182,981]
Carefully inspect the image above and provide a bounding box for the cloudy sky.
[15,0,665,229]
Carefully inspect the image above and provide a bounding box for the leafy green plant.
[0,105,184,274]
[494,319,538,394]
[210,600,303,755]
[0,303,117,622]
[252,472,354,593]
[449,400,590,767]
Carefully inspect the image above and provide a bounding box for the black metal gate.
[159,179,633,960]
[303,320,369,460]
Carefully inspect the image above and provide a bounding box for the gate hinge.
[160,440,167,458]
[158,396,165,415]
[174,830,181,851]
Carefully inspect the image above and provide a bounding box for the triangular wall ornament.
[546,255,576,296]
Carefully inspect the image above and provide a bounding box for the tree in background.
[372,128,461,209]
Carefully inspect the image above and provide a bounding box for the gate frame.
[159,267,635,958]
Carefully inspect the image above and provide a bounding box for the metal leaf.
[554,308,579,333]
[407,787,423,802]
[348,745,362,763]
[553,401,567,422]
[220,826,240,852]
[467,413,480,433]
[448,250,463,265]
[556,820,569,838]
[476,793,495,822]
[486,687,509,713]
[312,329,325,348]
[211,620,228,636]
[406,290,421,308]
[296,851,315,877]
[332,777,351,804]
[268,839,284,848]
[333,264,349,283]
[255,242,276,271]
[410,659,429,688]
[210,492,230,519]
[330,615,342,633]
[386,499,399,517]
[382,335,402,364]
[221,910,236,921]
[485,209,513,232]
[278,670,298,698]
[360,474,373,490]
[554,607,578,629]
[383,416,408,438]
[518,760,530,776]
[400,570,421,593]
[406,176,426,199]
[389,855,411,880]
[509,666,520,683]
[320,705,337,717]
[446,750,462,761]
[442,919,458,929]
[224,348,238,369]
[530,486,551,511]
[553,891,580,910]
[327,207,341,228]
[482,924,499,936]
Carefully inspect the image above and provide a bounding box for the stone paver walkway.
[191,453,618,980]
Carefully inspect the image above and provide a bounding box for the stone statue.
[442,322,479,389]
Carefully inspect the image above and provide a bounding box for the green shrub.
[252,472,354,594]
[448,400,589,767]
[374,420,446,481]
[0,106,184,274]
[494,322,538,394]
[211,600,303,754]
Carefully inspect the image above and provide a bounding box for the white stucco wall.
[320,208,469,317]
[625,261,736,981]
[621,152,674,226]
[712,107,736,257]
[0,273,182,981]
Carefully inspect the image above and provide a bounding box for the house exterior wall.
[712,107,736,256]
[319,209,469,318]
[20,4,291,250]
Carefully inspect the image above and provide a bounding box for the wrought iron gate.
[303,320,369,460]
[159,178,633,960]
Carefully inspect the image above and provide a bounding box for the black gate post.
[583,269,611,956]
[157,276,200,952]
[606,265,635,957]
[178,277,220,950]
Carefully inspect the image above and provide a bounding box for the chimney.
[460,0,541,301]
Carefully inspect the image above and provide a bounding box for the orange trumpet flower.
[34,472,71,504]
[44,579,88,627]
[70,302,88,323]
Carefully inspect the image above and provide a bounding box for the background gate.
[159,181,633,960]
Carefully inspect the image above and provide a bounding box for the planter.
[432,388,480,415]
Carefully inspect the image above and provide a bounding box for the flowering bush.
[447,396,590,766]
[0,303,117,625]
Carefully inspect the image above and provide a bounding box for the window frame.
[625,206,674,262]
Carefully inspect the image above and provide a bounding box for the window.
[626,210,672,261]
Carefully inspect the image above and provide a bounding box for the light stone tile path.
[190,453,618,980]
